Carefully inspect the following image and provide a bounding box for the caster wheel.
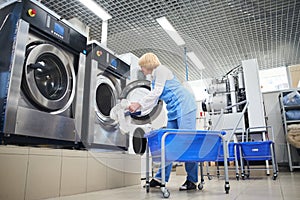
[146,185,150,193]
[162,190,170,198]
[161,187,170,198]
[198,183,204,190]
[208,175,212,180]
[273,174,277,180]
[236,176,239,181]
[225,183,230,194]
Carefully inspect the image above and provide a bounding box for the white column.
[242,59,266,130]
[101,20,108,47]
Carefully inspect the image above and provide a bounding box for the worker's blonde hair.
[138,52,161,70]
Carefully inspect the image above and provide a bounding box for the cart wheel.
[225,184,230,194]
[146,185,150,193]
[225,188,229,194]
[241,173,245,180]
[273,173,277,180]
[198,183,204,190]
[236,174,239,181]
[161,188,170,198]
[207,175,212,180]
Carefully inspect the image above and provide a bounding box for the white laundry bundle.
[110,99,132,134]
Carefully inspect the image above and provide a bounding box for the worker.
[128,52,198,191]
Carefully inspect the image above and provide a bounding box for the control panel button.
[96,50,102,57]
[27,9,36,17]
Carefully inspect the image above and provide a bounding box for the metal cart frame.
[239,125,278,180]
[145,130,229,198]
[207,100,249,181]
[144,101,249,198]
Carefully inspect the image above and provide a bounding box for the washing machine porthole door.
[34,53,68,100]
[23,43,76,114]
[120,80,163,125]
[95,74,120,126]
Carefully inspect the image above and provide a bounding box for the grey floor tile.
[46,171,300,200]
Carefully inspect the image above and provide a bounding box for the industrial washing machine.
[82,41,130,150]
[82,43,165,151]
[0,0,87,147]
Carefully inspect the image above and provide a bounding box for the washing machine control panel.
[21,1,87,53]
[87,44,130,79]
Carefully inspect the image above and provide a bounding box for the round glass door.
[120,80,163,125]
[95,74,120,127]
[23,43,75,114]
[34,53,68,100]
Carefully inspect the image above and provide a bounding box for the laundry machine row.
[0,0,87,147]
[0,0,166,152]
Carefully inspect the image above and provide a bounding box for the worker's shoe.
[179,180,197,191]
[149,179,162,187]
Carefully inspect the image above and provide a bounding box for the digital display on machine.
[110,59,117,69]
[54,22,64,37]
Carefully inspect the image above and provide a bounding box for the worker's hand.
[128,102,141,113]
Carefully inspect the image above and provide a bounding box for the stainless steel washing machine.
[0,0,86,146]
[82,41,130,150]
[82,42,165,151]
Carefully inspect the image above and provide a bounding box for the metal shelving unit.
[279,89,300,172]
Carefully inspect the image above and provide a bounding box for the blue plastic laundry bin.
[144,129,226,162]
[217,142,240,162]
[240,141,273,161]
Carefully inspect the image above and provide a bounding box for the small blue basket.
[144,129,226,162]
[217,142,240,162]
[239,141,273,161]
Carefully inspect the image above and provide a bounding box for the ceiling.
[41,0,300,82]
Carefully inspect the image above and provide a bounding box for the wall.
[263,91,300,164]
[288,65,300,88]
[0,146,141,200]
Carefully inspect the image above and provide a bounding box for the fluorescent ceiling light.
[78,0,112,21]
[156,16,185,46]
[187,52,205,70]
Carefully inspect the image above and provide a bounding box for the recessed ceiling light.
[156,16,185,46]
[77,0,112,21]
[187,52,205,70]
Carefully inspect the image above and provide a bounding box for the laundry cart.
[239,126,278,180]
[144,129,229,198]
[206,100,249,181]
[216,142,240,180]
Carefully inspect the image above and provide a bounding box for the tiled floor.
[47,170,300,200]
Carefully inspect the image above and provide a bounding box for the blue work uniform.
[153,75,198,183]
